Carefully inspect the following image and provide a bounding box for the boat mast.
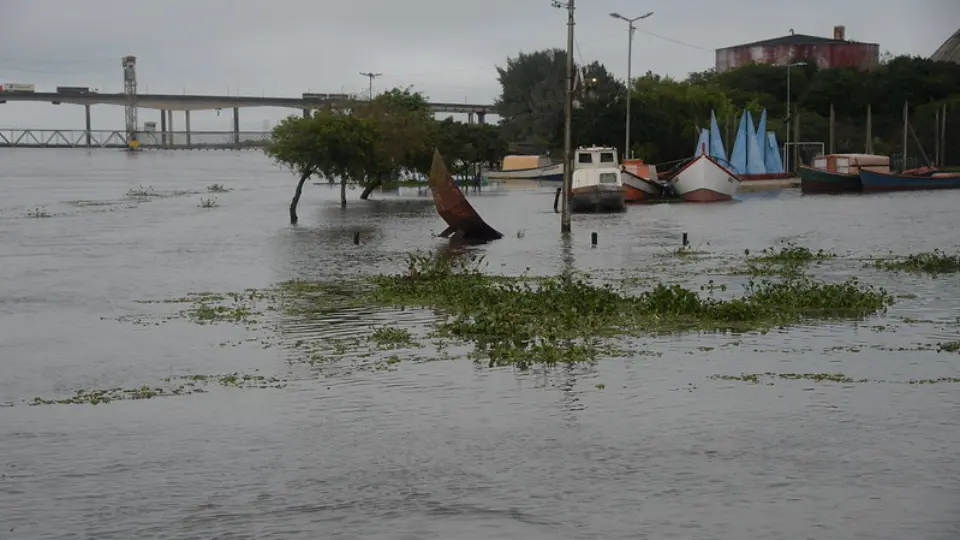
[553,0,575,233]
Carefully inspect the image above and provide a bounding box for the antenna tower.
[122,56,139,140]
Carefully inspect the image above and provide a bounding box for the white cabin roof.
[575,146,619,169]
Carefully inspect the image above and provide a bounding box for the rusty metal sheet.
[427,149,503,242]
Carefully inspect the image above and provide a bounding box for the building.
[715,26,880,73]
[931,28,960,64]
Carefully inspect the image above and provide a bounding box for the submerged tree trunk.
[340,177,347,208]
[289,169,311,224]
[360,172,384,200]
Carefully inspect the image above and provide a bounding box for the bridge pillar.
[167,110,174,147]
[233,107,240,148]
[84,105,92,148]
[467,112,475,125]
[477,112,486,125]
[185,110,191,146]
[160,109,167,145]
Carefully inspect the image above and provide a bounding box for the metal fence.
[0,129,272,150]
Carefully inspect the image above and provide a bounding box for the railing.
[0,129,272,150]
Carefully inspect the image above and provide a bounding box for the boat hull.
[798,166,861,193]
[622,172,663,203]
[571,184,626,213]
[483,164,563,182]
[860,169,960,192]
[672,155,740,202]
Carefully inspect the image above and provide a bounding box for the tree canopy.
[495,50,960,165]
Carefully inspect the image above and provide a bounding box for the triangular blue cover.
[765,131,785,174]
[694,128,710,157]
[744,110,766,175]
[755,109,768,165]
[709,110,727,162]
[730,113,747,175]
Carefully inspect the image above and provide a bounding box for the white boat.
[570,146,626,213]
[671,154,741,202]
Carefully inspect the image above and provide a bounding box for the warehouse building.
[715,26,879,73]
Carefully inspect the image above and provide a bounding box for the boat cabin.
[501,154,553,171]
[812,154,890,174]
[573,146,621,189]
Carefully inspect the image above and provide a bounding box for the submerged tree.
[266,109,378,223]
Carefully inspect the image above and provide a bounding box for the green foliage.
[266,108,379,183]
[496,49,960,165]
[874,250,960,275]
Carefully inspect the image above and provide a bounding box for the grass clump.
[126,185,160,198]
[369,326,419,349]
[198,197,219,208]
[206,183,230,193]
[364,251,893,368]
[747,242,835,264]
[874,250,960,275]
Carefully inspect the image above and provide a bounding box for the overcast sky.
[0,0,956,131]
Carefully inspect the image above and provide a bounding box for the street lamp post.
[784,61,806,172]
[610,11,653,160]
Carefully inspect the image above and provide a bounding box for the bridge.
[0,129,269,150]
[0,91,497,122]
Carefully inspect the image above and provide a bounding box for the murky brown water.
[1,149,959,539]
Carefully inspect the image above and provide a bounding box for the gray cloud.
[0,0,955,131]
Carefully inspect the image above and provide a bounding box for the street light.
[610,11,653,160]
[784,61,807,172]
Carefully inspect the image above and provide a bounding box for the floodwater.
[1,149,959,539]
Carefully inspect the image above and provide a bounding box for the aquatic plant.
[874,250,960,275]
[25,206,51,218]
[206,183,230,193]
[709,372,960,385]
[747,242,835,264]
[126,185,159,198]
[198,197,219,208]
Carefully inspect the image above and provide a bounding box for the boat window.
[577,153,593,164]
[600,152,615,163]
[599,172,618,184]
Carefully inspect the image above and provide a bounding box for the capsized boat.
[799,154,889,194]
[859,167,960,193]
[670,149,741,202]
[427,149,503,241]
[570,146,626,213]
[621,158,664,202]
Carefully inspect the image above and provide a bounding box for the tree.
[495,49,568,148]
[265,109,378,223]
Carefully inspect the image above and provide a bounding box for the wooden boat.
[482,154,563,182]
[621,159,664,202]
[670,153,741,202]
[427,149,503,241]
[799,154,889,194]
[859,167,960,193]
[570,146,626,213]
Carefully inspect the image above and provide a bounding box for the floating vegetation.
[206,183,230,193]
[659,243,711,259]
[126,185,161,198]
[25,206,51,218]
[369,326,420,349]
[198,197,219,208]
[747,243,835,264]
[709,372,960,385]
[939,341,960,353]
[874,250,960,275]
[25,373,286,406]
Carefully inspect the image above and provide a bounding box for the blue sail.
[694,128,710,156]
[755,109,768,166]
[709,110,727,162]
[744,110,766,175]
[765,131,785,174]
[729,113,748,175]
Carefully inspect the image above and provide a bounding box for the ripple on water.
[1,149,960,539]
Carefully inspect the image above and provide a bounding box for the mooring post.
[553,187,561,213]
[591,232,598,246]
[353,232,360,245]
[682,232,689,246]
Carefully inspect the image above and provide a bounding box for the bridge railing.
[0,129,273,149]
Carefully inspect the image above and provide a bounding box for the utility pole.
[783,61,806,173]
[552,0,575,234]
[359,72,382,100]
[610,11,653,160]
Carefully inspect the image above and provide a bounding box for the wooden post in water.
[902,101,909,172]
[829,103,835,154]
[865,104,873,154]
